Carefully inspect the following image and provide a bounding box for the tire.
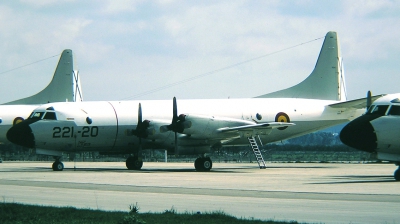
[194,158,202,171]
[202,157,212,171]
[394,168,400,181]
[195,157,212,171]
[132,159,143,170]
[52,161,64,171]
[126,156,143,170]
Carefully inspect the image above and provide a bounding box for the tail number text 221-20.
[53,126,99,138]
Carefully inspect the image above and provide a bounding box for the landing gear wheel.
[52,161,64,171]
[194,158,201,170]
[126,156,143,170]
[394,168,400,181]
[202,157,212,171]
[194,157,212,171]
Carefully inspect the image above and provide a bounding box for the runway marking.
[1,179,399,203]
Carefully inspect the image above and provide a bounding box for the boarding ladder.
[248,136,266,169]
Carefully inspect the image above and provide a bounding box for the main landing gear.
[125,154,212,171]
[126,155,143,170]
[194,157,212,171]
[52,157,64,171]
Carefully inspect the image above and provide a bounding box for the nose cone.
[7,120,35,148]
[340,115,378,152]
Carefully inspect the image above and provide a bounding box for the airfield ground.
[0,161,399,224]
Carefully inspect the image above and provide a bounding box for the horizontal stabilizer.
[328,95,385,109]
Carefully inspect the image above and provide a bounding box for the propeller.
[160,97,192,156]
[132,103,150,149]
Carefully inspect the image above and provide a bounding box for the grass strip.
[0,203,302,224]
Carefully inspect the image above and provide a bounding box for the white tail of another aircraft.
[3,49,83,105]
[256,31,346,101]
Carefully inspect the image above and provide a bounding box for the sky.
[0,0,399,104]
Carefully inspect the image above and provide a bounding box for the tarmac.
[0,161,399,224]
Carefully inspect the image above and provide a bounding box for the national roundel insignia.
[13,117,25,125]
[275,112,290,130]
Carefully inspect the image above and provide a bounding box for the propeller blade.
[160,97,184,156]
[133,103,150,139]
[138,103,142,123]
[173,97,179,156]
[160,97,191,133]
[366,91,372,109]
[173,97,178,122]
[138,103,143,150]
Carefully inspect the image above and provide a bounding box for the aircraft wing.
[217,122,295,133]
[328,95,385,109]
[155,112,296,139]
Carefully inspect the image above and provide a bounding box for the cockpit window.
[29,112,45,120]
[388,105,400,115]
[43,112,57,120]
[366,105,375,114]
[368,105,389,115]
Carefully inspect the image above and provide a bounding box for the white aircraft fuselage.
[10,98,357,154]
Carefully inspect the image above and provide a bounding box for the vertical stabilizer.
[3,49,78,105]
[256,31,346,101]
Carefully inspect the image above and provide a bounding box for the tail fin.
[3,49,80,105]
[256,31,346,101]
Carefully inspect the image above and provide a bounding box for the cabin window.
[43,112,57,120]
[370,105,389,116]
[388,105,400,115]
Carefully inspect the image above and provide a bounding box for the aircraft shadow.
[264,166,332,169]
[60,164,332,173]
[311,175,396,184]
[1,164,332,173]
[55,167,253,173]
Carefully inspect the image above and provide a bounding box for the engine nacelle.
[181,114,257,138]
